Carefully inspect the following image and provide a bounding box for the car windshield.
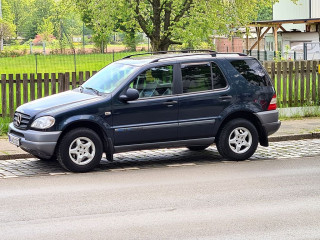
[82,63,137,94]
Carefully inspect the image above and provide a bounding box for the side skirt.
[114,137,215,153]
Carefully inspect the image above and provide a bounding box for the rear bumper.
[8,123,61,158]
[254,110,281,136]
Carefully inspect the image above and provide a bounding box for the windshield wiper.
[84,87,101,96]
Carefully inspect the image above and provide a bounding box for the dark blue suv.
[8,51,280,172]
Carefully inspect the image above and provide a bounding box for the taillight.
[268,94,277,110]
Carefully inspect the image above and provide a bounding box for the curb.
[0,153,33,160]
[0,133,320,161]
[269,132,320,142]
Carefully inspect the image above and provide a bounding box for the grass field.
[0,51,138,76]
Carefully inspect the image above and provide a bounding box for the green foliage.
[256,4,273,21]
[0,117,10,136]
[74,0,294,51]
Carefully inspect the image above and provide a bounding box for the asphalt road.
[1,156,320,240]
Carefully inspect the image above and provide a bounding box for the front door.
[112,65,179,146]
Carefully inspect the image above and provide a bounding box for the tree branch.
[172,0,193,24]
[133,0,151,38]
[164,1,172,32]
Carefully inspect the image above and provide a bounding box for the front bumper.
[8,123,61,158]
[254,110,281,136]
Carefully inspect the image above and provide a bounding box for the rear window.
[230,59,270,86]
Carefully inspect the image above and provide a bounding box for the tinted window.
[130,65,173,98]
[182,63,212,93]
[211,62,227,89]
[230,59,269,86]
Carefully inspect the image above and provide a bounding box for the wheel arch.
[55,120,111,156]
[216,111,268,147]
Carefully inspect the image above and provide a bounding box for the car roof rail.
[216,52,247,56]
[122,49,218,59]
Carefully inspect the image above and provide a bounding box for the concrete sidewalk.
[1,117,320,160]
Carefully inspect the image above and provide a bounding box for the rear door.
[178,61,231,140]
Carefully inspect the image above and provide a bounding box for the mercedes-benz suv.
[8,51,281,172]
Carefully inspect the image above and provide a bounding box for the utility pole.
[0,0,3,51]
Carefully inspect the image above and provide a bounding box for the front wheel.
[216,119,258,161]
[57,128,103,172]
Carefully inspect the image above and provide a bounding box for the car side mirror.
[119,88,139,102]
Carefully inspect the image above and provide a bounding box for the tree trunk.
[151,38,171,52]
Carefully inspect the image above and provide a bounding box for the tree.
[0,0,15,50]
[75,0,294,52]
[37,18,54,42]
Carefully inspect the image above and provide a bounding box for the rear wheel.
[187,145,210,151]
[216,118,258,161]
[57,128,103,172]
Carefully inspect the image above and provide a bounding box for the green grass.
[0,51,138,76]
[0,117,11,135]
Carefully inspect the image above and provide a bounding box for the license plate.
[8,134,20,147]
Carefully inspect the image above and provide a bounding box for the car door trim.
[114,137,215,152]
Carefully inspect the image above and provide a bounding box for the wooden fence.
[1,71,96,117]
[1,60,320,117]
[262,60,320,108]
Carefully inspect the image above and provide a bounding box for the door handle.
[163,100,178,105]
[163,100,177,107]
[219,95,232,101]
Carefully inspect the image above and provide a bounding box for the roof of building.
[248,18,320,27]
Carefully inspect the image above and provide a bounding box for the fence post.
[23,74,28,104]
[30,73,35,101]
[72,72,77,89]
[37,73,42,99]
[282,61,288,107]
[58,73,64,93]
[9,74,14,118]
[44,73,49,97]
[51,73,56,95]
[300,61,305,105]
[65,72,70,91]
[294,61,299,106]
[1,74,7,117]
[16,74,21,108]
[306,61,311,102]
[79,71,84,85]
[288,61,293,106]
[85,71,90,81]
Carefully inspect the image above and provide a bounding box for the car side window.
[182,63,212,93]
[130,65,173,98]
[229,59,270,86]
[211,62,227,89]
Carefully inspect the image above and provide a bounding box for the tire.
[187,145,210,151]
[57,128,103,172]
[216,118,258,161]
[33,154,56,161]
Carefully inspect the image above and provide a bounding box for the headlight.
[31,116,55,129]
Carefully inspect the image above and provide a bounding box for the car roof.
[116,52,254,66]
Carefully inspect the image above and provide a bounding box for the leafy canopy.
[75,0,293,51]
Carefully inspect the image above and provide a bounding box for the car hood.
[16,90,102,117]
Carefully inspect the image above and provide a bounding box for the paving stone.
[0,139,320,179]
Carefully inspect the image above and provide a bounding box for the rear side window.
[182,63,212,93]
[230,59,270,86]
[211,62,227,89]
